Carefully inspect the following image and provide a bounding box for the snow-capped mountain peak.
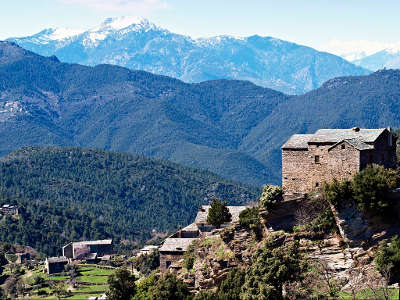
[45,28,85,40]
[7,18,369,94]
[94,16,155,32]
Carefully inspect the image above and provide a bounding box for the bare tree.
[346,265,364,300]
[363,266,391,300]
[314,259,342,299]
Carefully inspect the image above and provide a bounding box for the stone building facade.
[282,127,397,194]
[159,206,247,270]
[46,256,68,274]
[62,239,113,260]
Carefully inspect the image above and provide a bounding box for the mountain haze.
[353,48,400,71]
[1,41,400,186]
[0,41,285,186]
[7,16,369,94]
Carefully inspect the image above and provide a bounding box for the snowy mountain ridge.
[7,16,369,94]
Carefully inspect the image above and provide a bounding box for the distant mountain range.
[353,48,400,71]
[1,41,400,186]
[6,16,369,94]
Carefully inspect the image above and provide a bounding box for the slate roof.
[182,223,199,231]
[281,134,314,149]
[86,253,98,260]
[308,128,386,144]
[159,238,198,252]
[194,205,247,224]
[72,239,112,247]
[329,138,374,151]
[47,256,68,263]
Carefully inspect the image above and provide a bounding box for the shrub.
[308,209,337,234]
[239,207,262,239]
[207,198,232,228]
[134,250,160,276]
[258,185,283,210]
[375,235,400,283]
[324,165,398,216]
[106,268,137,300]
[183,242,197,270]
[193,290,218,300]
[218,268,246,299]
[149,273,192,300]
[323,179,353,207]
[241,240,306,300]
[133,273,157,300]
[352,164,397,214]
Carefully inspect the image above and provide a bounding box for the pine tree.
[206,198,232,228]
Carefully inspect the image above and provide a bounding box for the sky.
[1,0,400,57]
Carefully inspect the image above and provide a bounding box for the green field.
[24,265,115,299]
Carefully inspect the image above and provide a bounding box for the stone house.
[0,204,18,216]
[46,256,68,274]
[138,245,159,257]
[15,252,30,264]
[159,237,198,270]
[159,205,247,270]
[282,127,397,194]
[62,239,113,260]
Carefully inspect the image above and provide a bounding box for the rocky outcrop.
[179,225,257,291]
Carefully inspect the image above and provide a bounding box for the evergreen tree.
[352,164,397,214]
[106,268,136,300]
[241,240,305,300]
[206,198,232,228]
[149,273,192,300]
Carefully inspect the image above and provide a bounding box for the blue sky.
[1,0,400,53]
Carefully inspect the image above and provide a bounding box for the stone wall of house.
[88,244,113,257]
[62,244,73,258]
[159,252,184,270]
[367,131,397,169]
[327,143,361,183]
[282,149,311,194]
[308,144,330,190]
[282,131,397,195]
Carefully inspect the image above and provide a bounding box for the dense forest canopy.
[0,146,259,256]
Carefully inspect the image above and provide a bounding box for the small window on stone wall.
[341,144,346,149]
[315,182,319,187]
[315,155,320,163]
[166,261,171,268]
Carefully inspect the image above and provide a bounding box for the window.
[315,182,319,187]
[315,155,320,163]
[341,144,346,149]
[166,261,171,268]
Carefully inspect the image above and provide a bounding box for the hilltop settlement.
[2,127,400,299]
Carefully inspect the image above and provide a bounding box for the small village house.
[0,204,18,216]
[15,252,30,264]
[159,205,247,270]
[62,239,113,260]
[46,256,68,274]
[138,245,159,257]
[281,127,397,194]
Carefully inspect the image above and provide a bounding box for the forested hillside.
[0,146,258,256]
[243,69,400,175]
[0,41,286,186]
[1,42,400,186]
